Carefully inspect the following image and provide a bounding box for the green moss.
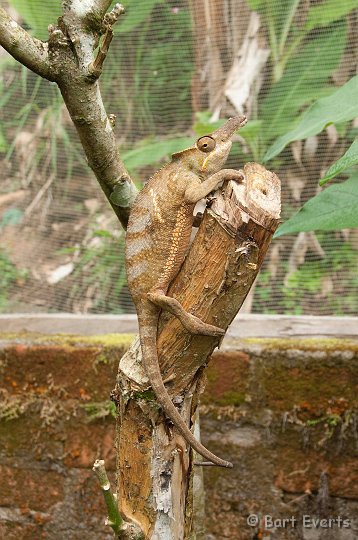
[257,360,357,412]
[0,332,135,348]
[133,390,155,401]
[1,334,356,353]
[206,368,218,384]
[0,395,26,422]
[241,337,358,353]
[207,391,246,407]
[82,400,116,421]
[78,334,134,347]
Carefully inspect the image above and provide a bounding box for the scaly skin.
[125,116,247,468]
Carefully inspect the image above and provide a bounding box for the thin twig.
[23,174,56,218]
[92,459,123,535]
[90,4,126,76]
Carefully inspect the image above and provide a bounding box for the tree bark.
[115,162,281,539]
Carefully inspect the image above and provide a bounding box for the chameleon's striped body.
[125,116,247,468]
[126,167,194,298]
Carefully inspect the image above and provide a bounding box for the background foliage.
[0,0,357,316]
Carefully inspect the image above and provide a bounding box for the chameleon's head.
[173,115,247,176]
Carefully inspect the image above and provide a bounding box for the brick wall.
[0,335,357,539]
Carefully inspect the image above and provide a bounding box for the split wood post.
[115,162,281,539]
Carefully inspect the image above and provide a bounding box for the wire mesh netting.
[0,0,357,316]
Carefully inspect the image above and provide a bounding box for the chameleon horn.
[212,115,247,141]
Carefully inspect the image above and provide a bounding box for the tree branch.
[95,0,114,12]
[0,7,52,80]
[0,3,136,229]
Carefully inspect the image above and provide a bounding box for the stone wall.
[0,334,357,539]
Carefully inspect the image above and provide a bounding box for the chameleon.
[125,115,247,468]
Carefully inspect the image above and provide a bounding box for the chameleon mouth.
[201,155,210,170]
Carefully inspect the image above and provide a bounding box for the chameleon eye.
[197,136,216,153]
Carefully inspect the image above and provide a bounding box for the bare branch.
[90,4,126,77]
[0,7,52,80]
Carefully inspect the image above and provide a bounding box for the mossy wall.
[0,334,357,539]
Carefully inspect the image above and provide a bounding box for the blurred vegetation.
[0,0,357,315]
[0,250,27,310]
[61,228,129,314]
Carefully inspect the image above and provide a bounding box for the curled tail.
[138,308,233,469]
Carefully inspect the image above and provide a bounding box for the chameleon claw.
[181,313,225,336]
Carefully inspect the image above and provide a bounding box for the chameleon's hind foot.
[183,312,225,336]
[194,460,233,468]
[147,291,225,336]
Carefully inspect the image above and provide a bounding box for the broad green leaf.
[261,22,346,142]
[306,0,358,31]
[237,120,263,145]
[270,0,301,44]
[9,0,61,39]
[320,139,358,185]
[115,0,164,34]
[122,137,193,170]
[264,75,358,161]
[277,0,301,55]
[274,175,358,237]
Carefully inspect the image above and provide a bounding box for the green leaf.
[320,139,358,185]
[93,230,114,238]
[264,75,358,161]
[193,114,224,137]
[0,208,23,228]
[9,0,61,39]
[277,0,301,54]
[245,0,263,9]
[261,22,347,142]
[122,137,193,171]
[306,0,358,31]
[0,127,8,153]
[115,0,164,34]
[274,175,358,237]
[238,120,263,144]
